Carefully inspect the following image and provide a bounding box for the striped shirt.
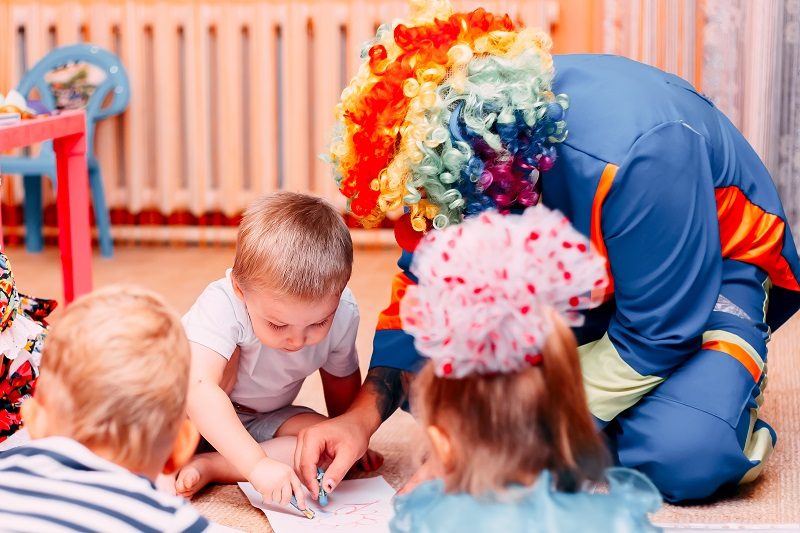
[0,437,212,533]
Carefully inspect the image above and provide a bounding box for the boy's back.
[0,286,216,532]
[0,437,209,532]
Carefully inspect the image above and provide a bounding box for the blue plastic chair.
[0,44,130,257]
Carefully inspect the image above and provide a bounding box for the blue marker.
[317,467,328,507]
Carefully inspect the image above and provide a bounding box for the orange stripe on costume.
[590,163,618,303]
[376,272,415,331]
[702,339,762,382]
[716,186,800,291]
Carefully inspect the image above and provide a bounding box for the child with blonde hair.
[176,191,381,507]
[0,286,214,531]
[392,207,662,532]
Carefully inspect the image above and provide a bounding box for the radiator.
[0,0,558,244]
[0,0,778,245]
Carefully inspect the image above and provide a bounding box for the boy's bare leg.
[175,413,327,499]
[274,412,327,437]
[175,436,299,498]
[175,411,383,498]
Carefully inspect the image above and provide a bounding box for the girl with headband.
[390,207,660,532]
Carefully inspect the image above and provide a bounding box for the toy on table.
[0,90,37,119]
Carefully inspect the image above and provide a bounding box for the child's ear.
[230,275,245,301]
[20,396,47,440]
[426,425,455,472]
[162,418,200,475]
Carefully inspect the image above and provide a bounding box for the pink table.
[0,110,93,304]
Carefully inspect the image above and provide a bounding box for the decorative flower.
[0,90,36,119]
[400,207,607,378]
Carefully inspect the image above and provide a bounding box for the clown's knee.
[616,399,757,503]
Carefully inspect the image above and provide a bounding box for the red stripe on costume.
[590,164,618,303]
[716,186,800,291]
[702,339,762,382]
[376,272,415,331]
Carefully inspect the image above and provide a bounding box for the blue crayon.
[317,467,328,507]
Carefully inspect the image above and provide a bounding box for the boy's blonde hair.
[38,285,190,468]
[232,192,353,299]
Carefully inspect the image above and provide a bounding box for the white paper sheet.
[239,476,396,533]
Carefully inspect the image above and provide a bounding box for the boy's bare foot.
[175,456,214,499]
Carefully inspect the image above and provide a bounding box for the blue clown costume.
[329,4,800,503]
[369,54,800,502]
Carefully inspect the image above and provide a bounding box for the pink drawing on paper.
[239,476,396,533]
[313,500,382,528]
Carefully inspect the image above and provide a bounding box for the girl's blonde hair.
[413,313,608,495]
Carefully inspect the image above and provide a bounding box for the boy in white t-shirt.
[174,192,382,505]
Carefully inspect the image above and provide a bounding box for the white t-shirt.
[182,270,360,413]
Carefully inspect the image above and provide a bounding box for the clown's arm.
[359,255,420,420]
[293,266,416,495]
[370,251,422,374]
[579,121,722,425]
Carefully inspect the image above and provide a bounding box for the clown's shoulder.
[552,54,717,164]
[548,53,800,330]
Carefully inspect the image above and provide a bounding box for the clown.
[296,0,800,502]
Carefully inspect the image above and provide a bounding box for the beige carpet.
[7,245,799,531]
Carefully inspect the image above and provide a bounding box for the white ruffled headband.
[400,206,608,378]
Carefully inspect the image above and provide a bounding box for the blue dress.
[390,468,662,533]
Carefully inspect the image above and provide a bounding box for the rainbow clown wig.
[329,0,568,251]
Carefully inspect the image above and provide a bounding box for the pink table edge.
[0,110,94,304]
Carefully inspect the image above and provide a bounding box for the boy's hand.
[249,457,307,509]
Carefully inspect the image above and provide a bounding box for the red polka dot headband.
[400,207,608,378]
